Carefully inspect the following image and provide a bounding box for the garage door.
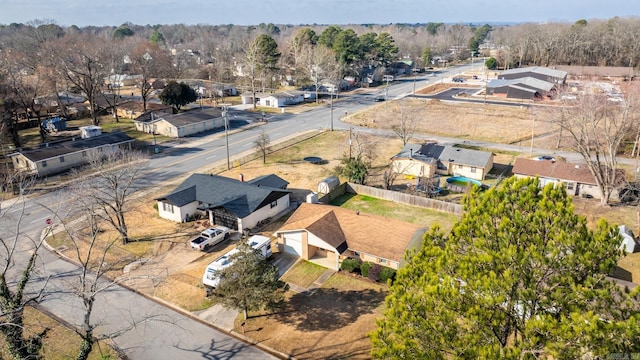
[284,235,303,256]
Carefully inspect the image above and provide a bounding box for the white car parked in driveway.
[190,226,230,251]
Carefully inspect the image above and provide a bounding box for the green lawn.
[280,260,328,288]
[330,193,460,232]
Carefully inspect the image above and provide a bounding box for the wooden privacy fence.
[319,182,463,215]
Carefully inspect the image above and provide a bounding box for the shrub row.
[340,257,396,283]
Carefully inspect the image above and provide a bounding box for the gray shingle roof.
[158,107,223,127]
[10,132,134,162]
[499,66,568,80]
[488,77,554,92]
[393,143,492,168]
[156,174,289,218]
[247,174,289,189]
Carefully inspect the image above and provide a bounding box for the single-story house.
[8,131,134,177]
[391,143,494,181]
[155,174,291,231]
[487,77,556,100]
[258,91,305,108]
[105,74,143,88]
[133,107,224,138]
[115,101,172,120]
[511,158,624,200]
[498,66,567,85]
[274,202,426,271]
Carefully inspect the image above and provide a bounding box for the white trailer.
[202,235,273,294]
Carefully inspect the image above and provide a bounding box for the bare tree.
[253,131,271,164]
[551,84,638,205]
[0,175,51,359]
[57,185,168,360]
[391,100,417,146]
[129,39,173,112]
[71,149,147,244]
[58,33,112,126]
[382,161,413,190]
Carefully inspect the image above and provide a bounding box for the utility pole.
[330,89,334,131]
[222,104,231,169]
[529,115,535,156]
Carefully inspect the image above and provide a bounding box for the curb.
[40,229,291,360]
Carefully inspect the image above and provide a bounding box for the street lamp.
[222,104,231,169]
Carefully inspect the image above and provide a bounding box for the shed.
[318,176,340,194]
[80,126,102,139]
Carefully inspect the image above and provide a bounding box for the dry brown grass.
[0,306,118,359]
[346,97,552,145]
[239,272,386,359]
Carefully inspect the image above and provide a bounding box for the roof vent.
[575,165,580,169]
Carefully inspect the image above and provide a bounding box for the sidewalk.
[286,268,336,296]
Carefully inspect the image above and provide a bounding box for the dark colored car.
[452,77,465,83]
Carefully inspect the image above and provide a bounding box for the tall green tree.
[333,29,360,65]
[244,34,281,109]
[159,81,197,111]
[371,177,640,359]
[374,32,398,66]
[112,26,134,40]
[421,47,432,67]
[211,241,287,320]
[317,25,342,49]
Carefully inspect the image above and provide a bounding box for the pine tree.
[371,177,640,359]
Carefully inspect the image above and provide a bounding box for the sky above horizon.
[1,0,638,27]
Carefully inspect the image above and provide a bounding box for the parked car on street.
[452,77,465,83]
[535,155,556,162]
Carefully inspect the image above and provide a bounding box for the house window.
[82,151,87,157]
[270,200,277,208]
[379,258,387,264]
[458,164,463,169]
[42,160,47,167]
[265,100,271,106]
[162,202,174,213]
[60,156,65,163]
[566,182,575,190]
[471,167,476,173]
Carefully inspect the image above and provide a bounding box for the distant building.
[133,107,224,138]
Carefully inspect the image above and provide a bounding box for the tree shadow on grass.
[274,287,386,332]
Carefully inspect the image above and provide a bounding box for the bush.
[368,264,383,282]
[340,258,362,273]
[361,261,374,278]
[379,267,396,283]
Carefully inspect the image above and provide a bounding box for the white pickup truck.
[189,226,230,251]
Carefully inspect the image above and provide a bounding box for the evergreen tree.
[211,241,287,320]
[158,81,197,111]
[371,177,640,359]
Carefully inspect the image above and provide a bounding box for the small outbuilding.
[318,176,340,194]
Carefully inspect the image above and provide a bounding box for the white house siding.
[281,231,304,256]
[158,200,199,223]
[237,194,290,231]
[448,163,487,181]
[307,232,340,270]
[391,159,435,178]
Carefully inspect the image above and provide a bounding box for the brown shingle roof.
[277,203,424,262]
[512,158,595,184]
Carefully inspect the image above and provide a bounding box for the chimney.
[239,173,244,182]
[410,149,413,158]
